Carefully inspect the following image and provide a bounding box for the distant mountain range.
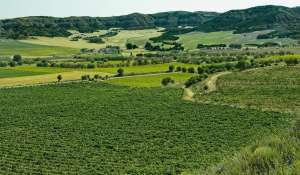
[0,5,300,39]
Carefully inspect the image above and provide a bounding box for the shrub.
[185,74,208,88]
[126,43,138,50]
[81,75,90,81]
[176,66,182,72]
[188,67,195,73]
[285,58,299,66]
[161,77,175,86]
[36,60,49,67]
[168,65,175,72]
[117,68,124,77]
[13,55,22,62]
[57,75,62,82]
[236,60,251,70]
[87,63,95,69]
[9,61,17,67]
[94,74,100,79]
[0,61,8,67]
[197,67,205,74]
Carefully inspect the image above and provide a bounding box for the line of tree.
[144,42,184,51]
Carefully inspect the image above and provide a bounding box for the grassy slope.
[0,39,79,56]
[178,31,297,49]
[0,83,292,174]
[195,65,300,113]
[107,73,194,87]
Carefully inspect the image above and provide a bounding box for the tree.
[13,55,22,63]
[197,67,205,74]
[176,66,182,72]
[126,43,138,50]
[161,77,174,86]
[188,67,195,73]
[285,58,299,66]
[229,44,242,49]
[236,60,251,70]
[57,74,62,82]
[168,65,175,72]
[9,61,17,67]
[117,68,124,76]
[182,67,187,73]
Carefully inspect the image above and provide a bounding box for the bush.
[9,61,17,67]
[87,63,96,69]
[0,61,8,67]
[81,75,90,81]
[161,77,175,86]
[285,58,299,66]
[185,74,208,88]
[176,66,182,72]
[117,68,124,77]
[57,75,62,82]
[197,67,205,74]
[36,60,49,67]
[236,60,251,70]
[13,55,22,62]
[188,67,195,73]
[126,43,138,50]
[94,74,100,79]
[168,65,175,72]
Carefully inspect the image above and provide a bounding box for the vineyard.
[195,65,300,113]
[0,82,293,174]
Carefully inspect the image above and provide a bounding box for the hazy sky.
[0,0,299,19]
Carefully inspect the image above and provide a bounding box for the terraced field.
[0,82,292,174]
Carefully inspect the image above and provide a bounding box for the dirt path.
[182,88,195,102]
[182,71,232,102]
[205,71,231,93]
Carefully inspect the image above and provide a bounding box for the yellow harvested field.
[0,71,110,88]
[20,29,162,49]
[20,37,103,49]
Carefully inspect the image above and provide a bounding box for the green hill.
[1,5,300,40]
[199,5,300,39]
[0,11,218,39]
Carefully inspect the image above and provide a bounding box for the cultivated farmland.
[0,82,292,174]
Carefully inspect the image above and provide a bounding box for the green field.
[178,31,297,49]
[0,68,48,78]
[107,73,194,87]
[95,62,197,74]
[0,82,292,174]
[195,65,300,113]
[0,39,79,56]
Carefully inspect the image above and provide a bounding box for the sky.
[0,0,299,19]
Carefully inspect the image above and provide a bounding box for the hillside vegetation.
[1,5,300,40]
[0,11,217,39]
